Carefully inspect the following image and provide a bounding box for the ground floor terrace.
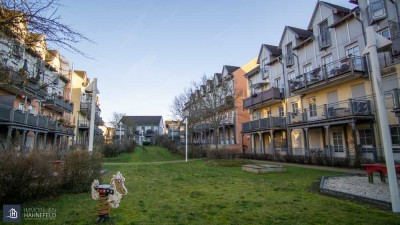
[192,123,238,149]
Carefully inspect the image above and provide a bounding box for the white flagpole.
[184,118,188,162]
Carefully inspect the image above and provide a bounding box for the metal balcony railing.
[243,87,284,109]
[44,96,73,113]
[0,104,49,128]
[287,97,373,125]
[242,116,286,133]
[288,55,367,93]
[367,0,387,25]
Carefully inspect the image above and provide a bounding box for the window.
[261,58,270,79]
[278,106,284,117]
[303,64,313,81]
[367,0,387,24]
[346,44,360,57]
[286,42,294,66]
[359,129,373,146]
[308,97,317,117]
[28,105,36,114]
[390,126,400,145]
[379,28,390,39]
[18,103,25,111]
[319,20,331,49]
[322,55,334,77]
[253,112,261,120]
[291,102,299,114]
[287,71,296,81]
[275,77,282,88]
[332,131,344,152]
[266,110,271,118]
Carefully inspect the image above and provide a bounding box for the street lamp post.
[183,118,188,162]
[85,78,99,153]
[363,26,400,212]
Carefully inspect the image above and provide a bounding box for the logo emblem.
[3,205,21,222]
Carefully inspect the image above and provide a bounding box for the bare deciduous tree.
[0,0,93,56]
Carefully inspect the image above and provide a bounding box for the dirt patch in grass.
[207,159,255,167]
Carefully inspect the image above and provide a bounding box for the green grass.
[14,147,400,225]
[102,146,184,163]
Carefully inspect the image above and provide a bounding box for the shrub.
[61,150,102,193]
[123,140,136,153]
[0,150,59,205]
[101,143,120,158]
[207,149,238,160]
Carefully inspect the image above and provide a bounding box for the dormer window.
[318,20,331,50]
[286,42,294,67]
[367,0,387,25]
[261,58,270,79]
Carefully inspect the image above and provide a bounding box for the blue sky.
[56,0,355,126]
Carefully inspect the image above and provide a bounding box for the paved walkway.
[249,160,365,174]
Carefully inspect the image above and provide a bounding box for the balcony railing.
[242,116,286,133]
[367,0,387,25]
[80,101,100,116]
[318,29,331,50]
[0,67,48,100]
[0,104,49,128]
[288,56,367,93]
[243,87,284,109]
[221,116,234,125]
[44,96,73,113]
[287,98,373,125]
[194,123,210,131]
[78,120,89,129]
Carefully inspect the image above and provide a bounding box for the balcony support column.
[270,130,275,157]
[344,124,350,160]
[5,127,13,150]
[44,133,47,150]
[258,132,263,154]
[53,134,58,149]
[223,126,226,145]
[34,131,38,150]
[251,134,255,153]
[350,122,358,165]
[303,128,309,156]
[324,126,331,159]
[287,128,292,155]
[21,130,27,151]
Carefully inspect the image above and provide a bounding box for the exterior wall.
[233,58,258,152]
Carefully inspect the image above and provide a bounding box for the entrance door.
[332,130,346,157]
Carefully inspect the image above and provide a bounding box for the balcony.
[95,113,104,125]
[243,87,284,109]
[0,66,48,100]
[0,104,49,129]
[48,120,74,135]
[288,56,367,94]
[194,123,210,131]
[242,116,286,133]
[44,96,73,113]
[287,98,374,127]
[78,120,89,129]
[318,29,331,50]
[80,101,100,116]
[221,116,234,126]
[367,0,387,25]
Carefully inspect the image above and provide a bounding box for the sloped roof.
[214,73,222,83]
[287,26,313,39]
[224,65,240,74]
[121,116,163,126]
[257,44,281,64]
[307,1,352,30]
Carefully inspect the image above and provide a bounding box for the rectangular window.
[303,64,313,82]
[346,44,360,57]
[18,103,25,111]
[359,129,373,146]
[266,110,271,118]
[390,126,400,145]
[291,102,299,114]
[319,20,331,49]
[322,55,334,77]
[379,28,391,39]
[286,42,294,66]
[287,71,296,81]
[28,105,36,114]
[308,97,317,117]
[278,106,284,117]
[275,77,282,88]
[332,131,344,152]
[261,58,270,79]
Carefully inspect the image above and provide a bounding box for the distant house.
[120,116,164,144]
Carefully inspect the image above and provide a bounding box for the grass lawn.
[102,146,184,163]
[16,147,400,224]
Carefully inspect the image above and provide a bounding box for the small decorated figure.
[91,171,128,223]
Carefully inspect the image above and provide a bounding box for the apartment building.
[71,70,104,146]
[186,62,252,152]
[120,116,164,144]
[0,20,74,151]
[242,0,400,164]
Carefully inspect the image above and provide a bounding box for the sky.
[55,0,356,126]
